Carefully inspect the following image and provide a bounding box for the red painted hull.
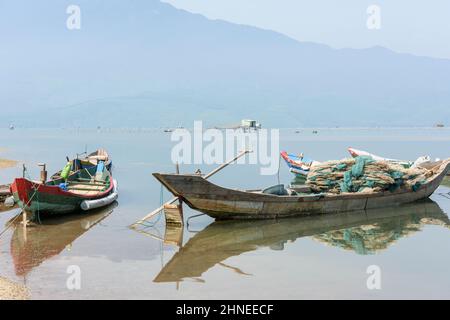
[11,177,114,215]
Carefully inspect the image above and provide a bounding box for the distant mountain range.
[2,0,450,128]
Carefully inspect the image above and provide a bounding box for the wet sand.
[0,157,15,208]
[0,150,16,194]
[0,158,17,169]
[0,277,29,300]
[0,155,26,299]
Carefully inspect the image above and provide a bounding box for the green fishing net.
[306,156,432,194]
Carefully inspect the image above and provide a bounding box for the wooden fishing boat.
[0,184,11,202]
[280,151,316,177]
[153,160,450,220]
[11,161,117,219]
[347,147,446,169]
[154,199,449,282]
[348,147,410,164]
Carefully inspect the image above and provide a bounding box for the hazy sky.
[163,0,450,59]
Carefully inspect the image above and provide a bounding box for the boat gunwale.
[12,163,115,203]
[12,177,114,200]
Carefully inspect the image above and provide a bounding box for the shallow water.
[1,127,450,299]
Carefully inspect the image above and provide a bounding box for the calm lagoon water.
[0,127,450,299]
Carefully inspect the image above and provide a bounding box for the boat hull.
[11,177,115,218]
[153,161,450,220]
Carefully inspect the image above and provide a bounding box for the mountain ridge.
[2,0,450,128]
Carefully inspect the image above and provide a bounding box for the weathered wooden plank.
[164,203,184,226]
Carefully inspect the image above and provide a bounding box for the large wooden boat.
[11,162,116,219]
[153,160,450,220]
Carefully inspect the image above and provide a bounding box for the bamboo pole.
[131,149,251,227]
[203,150,250,179]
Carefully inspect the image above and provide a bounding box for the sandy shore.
[0,158,17,169]
[0,277,29,300]
[0,158,16,210]
[0,156,25,299]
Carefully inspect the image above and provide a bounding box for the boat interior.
[50,150,110,180]
[248,184,311,196]
[418,160,443,170]
[47,164,111,196]
[86,149,109,165]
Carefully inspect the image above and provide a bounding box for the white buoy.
[4,196,15,207]
[81,180,118,211]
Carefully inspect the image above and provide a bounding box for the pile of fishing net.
[306,156,434,194]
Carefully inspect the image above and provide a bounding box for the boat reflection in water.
[154,199,450,283]
[10,202,117,277]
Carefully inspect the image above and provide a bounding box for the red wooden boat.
[11,161,116,219]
